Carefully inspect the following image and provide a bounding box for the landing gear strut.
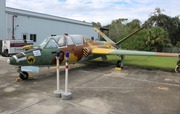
[17,66,29,80]
[116,55,124,68]
[175,57,180,72]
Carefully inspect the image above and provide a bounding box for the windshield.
[45,39,59,48]
[39,36,61,48]
[39,37,50,48]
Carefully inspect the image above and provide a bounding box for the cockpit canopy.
[39,34,91,49]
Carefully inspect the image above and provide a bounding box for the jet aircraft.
[7,28,180,80]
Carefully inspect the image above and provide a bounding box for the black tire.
[116,60,121,67]
[19,71,29,80]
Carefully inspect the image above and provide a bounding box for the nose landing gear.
[17,67,29,80]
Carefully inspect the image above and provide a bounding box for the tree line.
[92,8,180,52]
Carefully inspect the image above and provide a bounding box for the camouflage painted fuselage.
[7,29,180,73]
[8,35,116,66]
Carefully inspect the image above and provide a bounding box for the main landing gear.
[17,66,29,80]
[175,58,180,73]
[116,55,124,68]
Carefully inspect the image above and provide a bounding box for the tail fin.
[116,27,144,46]
[94,28,115,44]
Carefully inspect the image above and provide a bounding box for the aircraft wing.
[92,48,179,57]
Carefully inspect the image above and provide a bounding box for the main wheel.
[116,60,121,68]
[19,71,29,80]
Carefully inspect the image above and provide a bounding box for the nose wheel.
[17,67,29,80]
[19,71,29,80]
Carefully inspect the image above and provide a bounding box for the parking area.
[0,56,179,114]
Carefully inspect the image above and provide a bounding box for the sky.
[6,0,180,26]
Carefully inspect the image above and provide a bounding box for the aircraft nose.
[7,57,16,65]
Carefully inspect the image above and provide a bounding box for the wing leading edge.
[92,48,179,57]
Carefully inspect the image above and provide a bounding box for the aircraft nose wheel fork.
[17,67,29,80]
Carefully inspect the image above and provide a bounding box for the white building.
[0,0,98,45]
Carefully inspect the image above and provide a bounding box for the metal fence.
[163,47,180,53]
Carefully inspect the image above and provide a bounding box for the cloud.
[6,0,180,26]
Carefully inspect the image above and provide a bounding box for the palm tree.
[146,27,171,52]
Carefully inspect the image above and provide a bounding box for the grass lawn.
[93,55,178,72]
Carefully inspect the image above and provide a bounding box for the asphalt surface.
[0,56,179,114]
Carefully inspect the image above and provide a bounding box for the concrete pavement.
[0,56,179,114]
